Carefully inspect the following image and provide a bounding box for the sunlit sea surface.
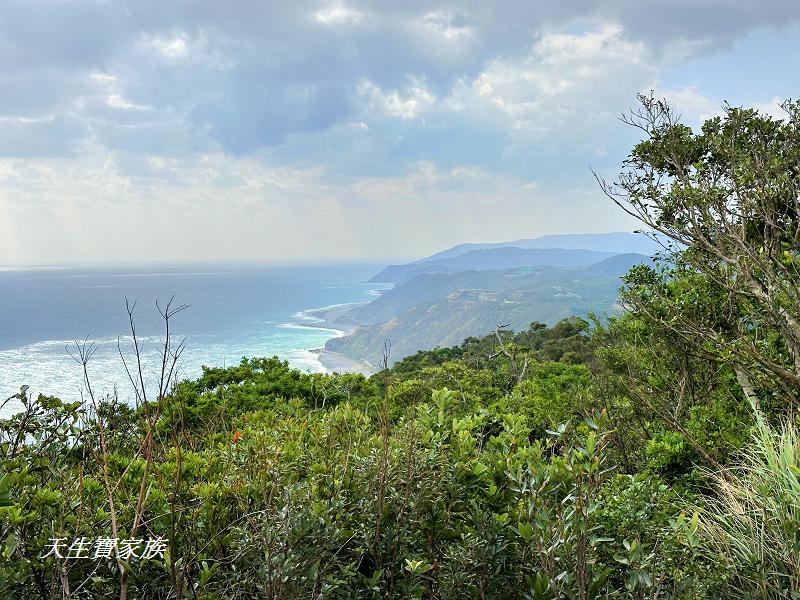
[0,262,389,417]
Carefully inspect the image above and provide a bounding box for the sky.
[0,1,798,265]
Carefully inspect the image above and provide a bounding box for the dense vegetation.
[2,97,800,598]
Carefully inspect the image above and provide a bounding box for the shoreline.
[294,302,362,336]
[294,302,376,376]
[311,348,376,377]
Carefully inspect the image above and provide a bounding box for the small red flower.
[232,431,242,443]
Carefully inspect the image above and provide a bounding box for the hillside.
[585,252,653,275]
[327,254,648,365]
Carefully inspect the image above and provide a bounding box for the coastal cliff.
[324,252,649,367]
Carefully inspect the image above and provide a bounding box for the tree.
[598,94,800,416]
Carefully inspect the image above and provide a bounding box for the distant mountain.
[370,247,618,283]
[422,232,661,260]
[329,253,651,366]
[586,252,654,276]
[370,232,661,283]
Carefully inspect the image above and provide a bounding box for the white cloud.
[750,96,790,120]
[105,94,149,110]
[458,25,652,129]
[422,10,474,44]
[0,115,51,124]
[358,76,436,120]
[136,31,232,70]
[89,72,118,85]
[648,85,724,126]
[313,2,364,25]
[423,23,661,159]
[147,35,190,59]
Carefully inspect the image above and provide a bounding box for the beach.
[297,302,377,377]
[313,349,376,376]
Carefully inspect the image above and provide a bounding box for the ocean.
[0,262,390,417]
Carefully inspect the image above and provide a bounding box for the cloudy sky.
[1,1,798,265]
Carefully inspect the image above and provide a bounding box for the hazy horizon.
[1,230,649,269]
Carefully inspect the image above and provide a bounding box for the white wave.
[291,310,323,323]
[21,334,168,352]
[292,301,363,320]
[283,347,327,373]
[0,328,339,418]
[278,322,342,335]
[280,322,314,330]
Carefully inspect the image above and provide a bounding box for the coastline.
[312,348,376,377]
[294,302,376,377]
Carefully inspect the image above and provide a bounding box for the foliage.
[699,417,800,598]
[0,327,725,598]
[599,95,800,417]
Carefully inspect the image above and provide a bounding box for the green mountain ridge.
[327,253,649,365]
